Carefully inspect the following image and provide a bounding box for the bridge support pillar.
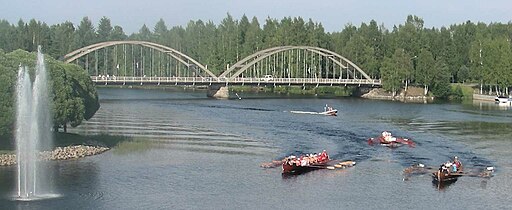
[207,85,229,99]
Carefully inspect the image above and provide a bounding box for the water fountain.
[15,46,57,200]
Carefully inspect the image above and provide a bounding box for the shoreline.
[0,145,109,166]
[361,88,434,102]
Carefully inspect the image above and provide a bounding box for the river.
[1,87,511,209]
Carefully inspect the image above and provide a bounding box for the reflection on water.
[113,139,153,155]
[432,179,458,191]
[1,88,511,209]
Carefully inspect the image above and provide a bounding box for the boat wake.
[289,109,338,116]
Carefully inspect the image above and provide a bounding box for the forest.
[1,14,512,98]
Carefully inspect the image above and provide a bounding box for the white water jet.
[15,46,57,201]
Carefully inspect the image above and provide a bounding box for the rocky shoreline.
[362,88,434,102]
[0,145,109,166]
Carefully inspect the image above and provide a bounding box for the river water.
[1,87,511,209]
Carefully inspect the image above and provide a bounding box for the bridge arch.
[219,46,371,81]
[64,41,217,78]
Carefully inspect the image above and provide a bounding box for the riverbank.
[473,93,496,101]
[361,87,434,102]
[231,85,354,97]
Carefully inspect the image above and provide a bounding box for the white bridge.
[92,76,381,86]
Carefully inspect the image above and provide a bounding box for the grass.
[450,83,474,100]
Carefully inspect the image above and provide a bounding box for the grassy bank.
[449,83,474,100]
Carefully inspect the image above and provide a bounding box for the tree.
[73,17,96,49]
[110,25,127,40]
[242,17,262,57]
[262,17,279,47]
[49,21,75,59]
[0,20,14,51]
[238,15,250,58]
[0,49,99,135]
[0,50,16,136]
[430,58,451,98]
[457,65,470,83]
[97,16,113,42]
[218,13,238,68]
[154,18,168,39]
[416,48,435,95]
[136,24,152,41]
[380,49,413,96]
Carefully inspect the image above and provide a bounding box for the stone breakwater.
[0,145,109,166]
[362,88,434,102]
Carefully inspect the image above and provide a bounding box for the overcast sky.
[1,0,511,33]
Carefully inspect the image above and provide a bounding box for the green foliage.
[0,50,15,135]
[430,59,451,98]
[1,14,512,99]
[448,84,474,100]
[380,49,413,95]
[0,49,99,136]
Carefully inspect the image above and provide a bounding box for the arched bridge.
[64,41,381,87]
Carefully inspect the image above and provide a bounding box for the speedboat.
[290,107,338,116]
[495,96,512,105]
[319,109,337,116]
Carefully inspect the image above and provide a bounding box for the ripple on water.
[12,193,62,201]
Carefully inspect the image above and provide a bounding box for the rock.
[362,87,434,102]
[0,145,110,166]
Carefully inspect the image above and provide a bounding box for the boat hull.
[368,136,415,147]
[282,159,330,174]
[432,171,463,183]
[495,96,512,106]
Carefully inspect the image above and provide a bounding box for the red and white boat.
[282,151,330,174]
[367,131,415,147]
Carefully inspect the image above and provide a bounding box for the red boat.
[282,151,330,174]
[367,131,415,147]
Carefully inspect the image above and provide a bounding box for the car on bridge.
[262,75,274,82]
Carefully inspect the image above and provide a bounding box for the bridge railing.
[91,76,381,85]
[92,76,215,84]
[228,77,381,85]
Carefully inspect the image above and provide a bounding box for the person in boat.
[318,150,329,162]
[381,131,396,142]
[452,156,463,172]
[325,104,328,112]
[300,156,309,166]
[438,163,450,176]
[444,161,453,175]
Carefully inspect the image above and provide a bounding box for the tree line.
[1,14,512,97]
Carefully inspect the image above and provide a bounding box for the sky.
[1,0,511,34]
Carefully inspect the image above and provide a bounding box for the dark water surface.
[1,87,511,209]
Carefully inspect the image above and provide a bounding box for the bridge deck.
[91,76,382,86]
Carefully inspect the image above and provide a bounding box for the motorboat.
[495,96,512,105]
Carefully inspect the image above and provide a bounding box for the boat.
[290,109,337,116]
[367,131,415,147]
[495,96,512,106]
[282,151,331,174]
[319,109,338,116]
[432,159,464,183]
[432,171,463,183]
